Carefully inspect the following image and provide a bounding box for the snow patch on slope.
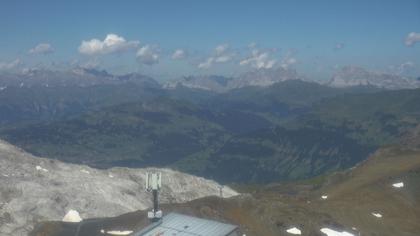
[392,182,404,188]
[286,227,302,234]
[104,230,133,235]
[320,228,354,236]
[35,165,48,172]
[371,212,383,218]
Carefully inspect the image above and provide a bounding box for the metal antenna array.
[146,172,162,222]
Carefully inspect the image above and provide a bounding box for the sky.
[1,0,420,80]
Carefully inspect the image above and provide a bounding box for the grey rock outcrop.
[0,140,237,235]
[327,66,420,89]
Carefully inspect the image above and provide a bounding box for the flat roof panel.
[139,213,238,236]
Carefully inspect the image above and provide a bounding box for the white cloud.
[280,57,297,69]
[334,43,345,50]
[172,49,187,60]
[215,44,229,55]
[136,45,160,65]
[405,32,420,46]
[248,42,257,49]
[198,57,215,69]
[198,44,234,69]
[79,34,139,55]
[214,55,232,63]
[29,43,54,54]
[0,59,21,70]
[240,49,276,69]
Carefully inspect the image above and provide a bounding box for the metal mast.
[146,172,162,222]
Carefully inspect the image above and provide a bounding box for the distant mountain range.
[1,66,418,93]
[0,67,159,89]
[326,66,420,89]
[163,67,301,92]
[165,66,419,92]
[0,66,419,184]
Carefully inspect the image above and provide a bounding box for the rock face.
[0,68,160,88]
[328,66,420,89]
[0,139,237,235]
[164,68,302,92]
[229,67,301,89]
[163,75,233,93]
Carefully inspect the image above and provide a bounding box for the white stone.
[35,165,48,172]
[286,227,302,235]
[392,182,404,188]
[371,212,382,218]
[62,210,82,222]
[106,230,133,235]
[320,228,354,236]
[321,195,328,199]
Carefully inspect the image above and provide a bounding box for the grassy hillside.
[1,83,418,183]
[0,95,374,183]
[0,83,162,125]
[295,88,420,146]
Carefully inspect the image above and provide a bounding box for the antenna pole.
[146,172,162,222]
[153,189,158,213]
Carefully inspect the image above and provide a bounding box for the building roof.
[134,212,238,236]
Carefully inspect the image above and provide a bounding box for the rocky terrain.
[327,66,420,90]
[0,139,237,235]
[163,68,302,92]
[0,68,159,89]
[1,66,418,96]
[32,142,420,236]
[164,66,420,92]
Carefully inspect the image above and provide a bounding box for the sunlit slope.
[32,146,420,236]
[311,147,420,236]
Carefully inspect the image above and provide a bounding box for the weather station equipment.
[145,172,162,222]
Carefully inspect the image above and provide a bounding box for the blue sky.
[1,0,419,80]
